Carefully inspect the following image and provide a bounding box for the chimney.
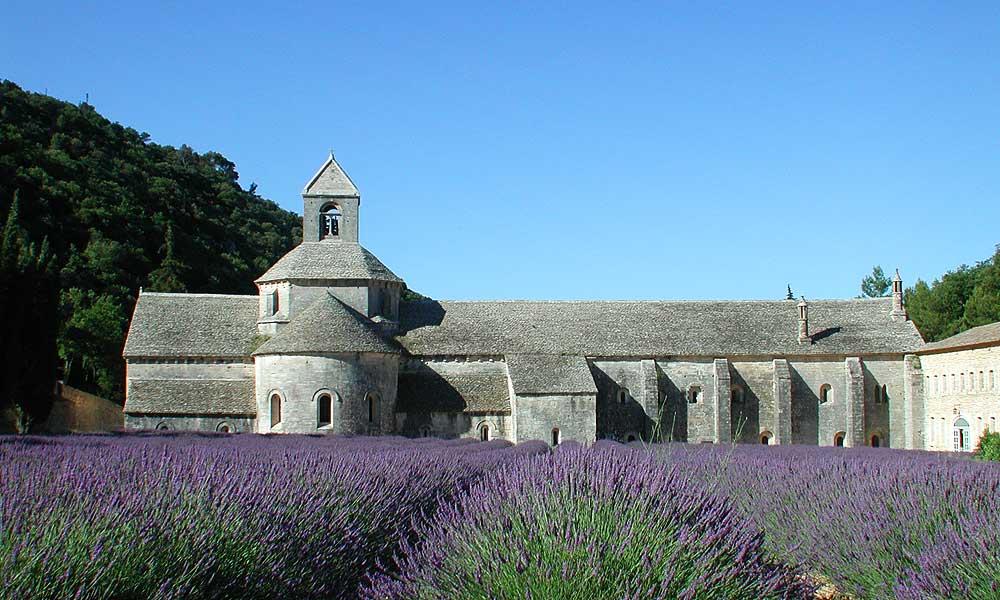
[797,296,810,343]
[892,269,906,321]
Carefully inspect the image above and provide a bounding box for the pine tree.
[860,266,891,298]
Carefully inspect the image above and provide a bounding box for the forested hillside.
[905,246,1000,342]
[0,80,301,420]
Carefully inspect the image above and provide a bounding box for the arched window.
[156,422,170,431]
[870,434,881,448]
[217,422,233,433]
[819,384,832,404]
[991,417,996,433]
[688,385,701,404]
[419,426,432,438]
[834,432,845,447]
[954,418,971,452]
[625,432,638,442]
[271,290,280,316]
[479,422,490,441]
[270,393,282,428]
[319,204,341,238]
[317,393,333,427]
[551,428,561,446]
[618,388,628,404]
[759,431,773,445]
[880,384,888,405]
[367,393,378,424]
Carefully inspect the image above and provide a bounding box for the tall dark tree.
[0,194,59,431]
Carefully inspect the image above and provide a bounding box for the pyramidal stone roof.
[396,298,926,357]
[123,293,259,358]
[253,292,399,355]
[303,153,359,197]
[255,241,404,284]
[920,321,1000,353]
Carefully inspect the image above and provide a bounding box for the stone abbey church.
[124,153,933,449]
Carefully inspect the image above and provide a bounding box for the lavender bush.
[652,443,1000,599]
[0,434,548,600]
[363,445,815,600]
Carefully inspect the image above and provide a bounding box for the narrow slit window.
[270,393,282,428]
[318,393,332,426]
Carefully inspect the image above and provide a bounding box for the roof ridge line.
[140,292,257,299]
[417,298,891,304]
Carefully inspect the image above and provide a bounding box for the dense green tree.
[904,246,1000,342]
[0,80,302,402]
[860,265,891,298]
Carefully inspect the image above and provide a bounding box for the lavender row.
[0,434,549,600]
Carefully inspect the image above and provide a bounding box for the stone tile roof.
[255,241,403,284]
[920,321,1000,353]
[303,153,359,196]
[125,379,256,415]
[123,293,259,358]
[253,292,399,355]
[506,355,597,394]
[396,298,925,357]
[396,362,511,413]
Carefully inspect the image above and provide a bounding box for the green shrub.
[974,431,1000,461]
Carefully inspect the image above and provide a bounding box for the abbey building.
[124,153,939,448]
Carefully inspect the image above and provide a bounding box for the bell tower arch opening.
[319,203,342,239]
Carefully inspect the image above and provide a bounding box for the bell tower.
[302,152,360,243]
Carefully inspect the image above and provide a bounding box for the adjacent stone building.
[917,323,1000,452]
[123,153,935,448]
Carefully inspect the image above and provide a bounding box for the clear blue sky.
[4,1,999,301]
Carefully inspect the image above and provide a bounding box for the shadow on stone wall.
[790,367,819,445]
[590,364,655,441]
[659,376,687,442]
[729,368,760,443]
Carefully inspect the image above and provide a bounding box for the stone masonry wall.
[125,414,255,433]
[657,359,716,443]
[303,196,359,243]
[395,412,512,441]
[254,353,398,435]
[512,393,596,444]
[590,360,650,441]
[730,361,775,443]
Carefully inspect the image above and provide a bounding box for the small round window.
[217,422,233,433]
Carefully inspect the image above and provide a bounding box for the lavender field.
[1,434,997,600]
